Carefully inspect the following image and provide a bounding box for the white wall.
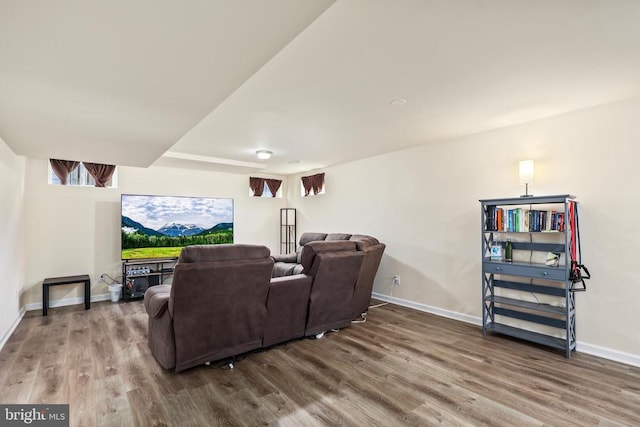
[288,97,640,361]
[0,138,26,347]
[22,160,286,306]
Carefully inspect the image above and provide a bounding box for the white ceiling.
[2,1,640,175]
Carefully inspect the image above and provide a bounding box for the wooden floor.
[1,301,639,427]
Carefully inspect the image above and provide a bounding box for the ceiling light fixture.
[390,98,407,106]
[288,160,301,165]
[256,150,272,160]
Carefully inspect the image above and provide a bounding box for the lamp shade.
[519,160,534,184]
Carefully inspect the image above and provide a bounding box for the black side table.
[42,274,91,316]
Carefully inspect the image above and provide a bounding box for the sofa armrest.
[272,253,298,263]
[270,273,312,288]
[144,284,171,318]
[264,274,313,347]
[148,293,170,318]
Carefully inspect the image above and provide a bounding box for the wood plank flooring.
[1,300,639,426]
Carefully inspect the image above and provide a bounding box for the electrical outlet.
[393,275,400,286]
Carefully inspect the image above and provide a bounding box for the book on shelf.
[485,206,566,232]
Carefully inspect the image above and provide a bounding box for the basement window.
[249,177,283,198]
[48,161,118,188]
[300,172,325,196]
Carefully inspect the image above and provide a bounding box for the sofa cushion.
[295,233,328,263]
[178,244,271,264]
[299,232,328,246]
[272,262,304,277]
[300,240,358,272]
[349,234,380,249]
[326,233,352,241]
[271,252,297,263]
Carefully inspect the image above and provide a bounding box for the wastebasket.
[108,283,123,302]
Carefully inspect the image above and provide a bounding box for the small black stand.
[42,274,91,316]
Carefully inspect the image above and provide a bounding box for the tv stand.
[121,258,177,301]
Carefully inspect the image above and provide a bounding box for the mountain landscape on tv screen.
[121,215,163,236]
[122,217,233,238]
[120,194,234,259]
[157,222,204,237]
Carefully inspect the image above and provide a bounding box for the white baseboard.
[371,292,640,368]
[576,341,640,368]
[372,292,482,326]
[0,306,26,353]
[24,293,112,312]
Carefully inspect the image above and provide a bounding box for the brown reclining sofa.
[144,237,383,372]
[272,232,386,320]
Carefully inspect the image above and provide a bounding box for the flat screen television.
[121,194,234,260]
